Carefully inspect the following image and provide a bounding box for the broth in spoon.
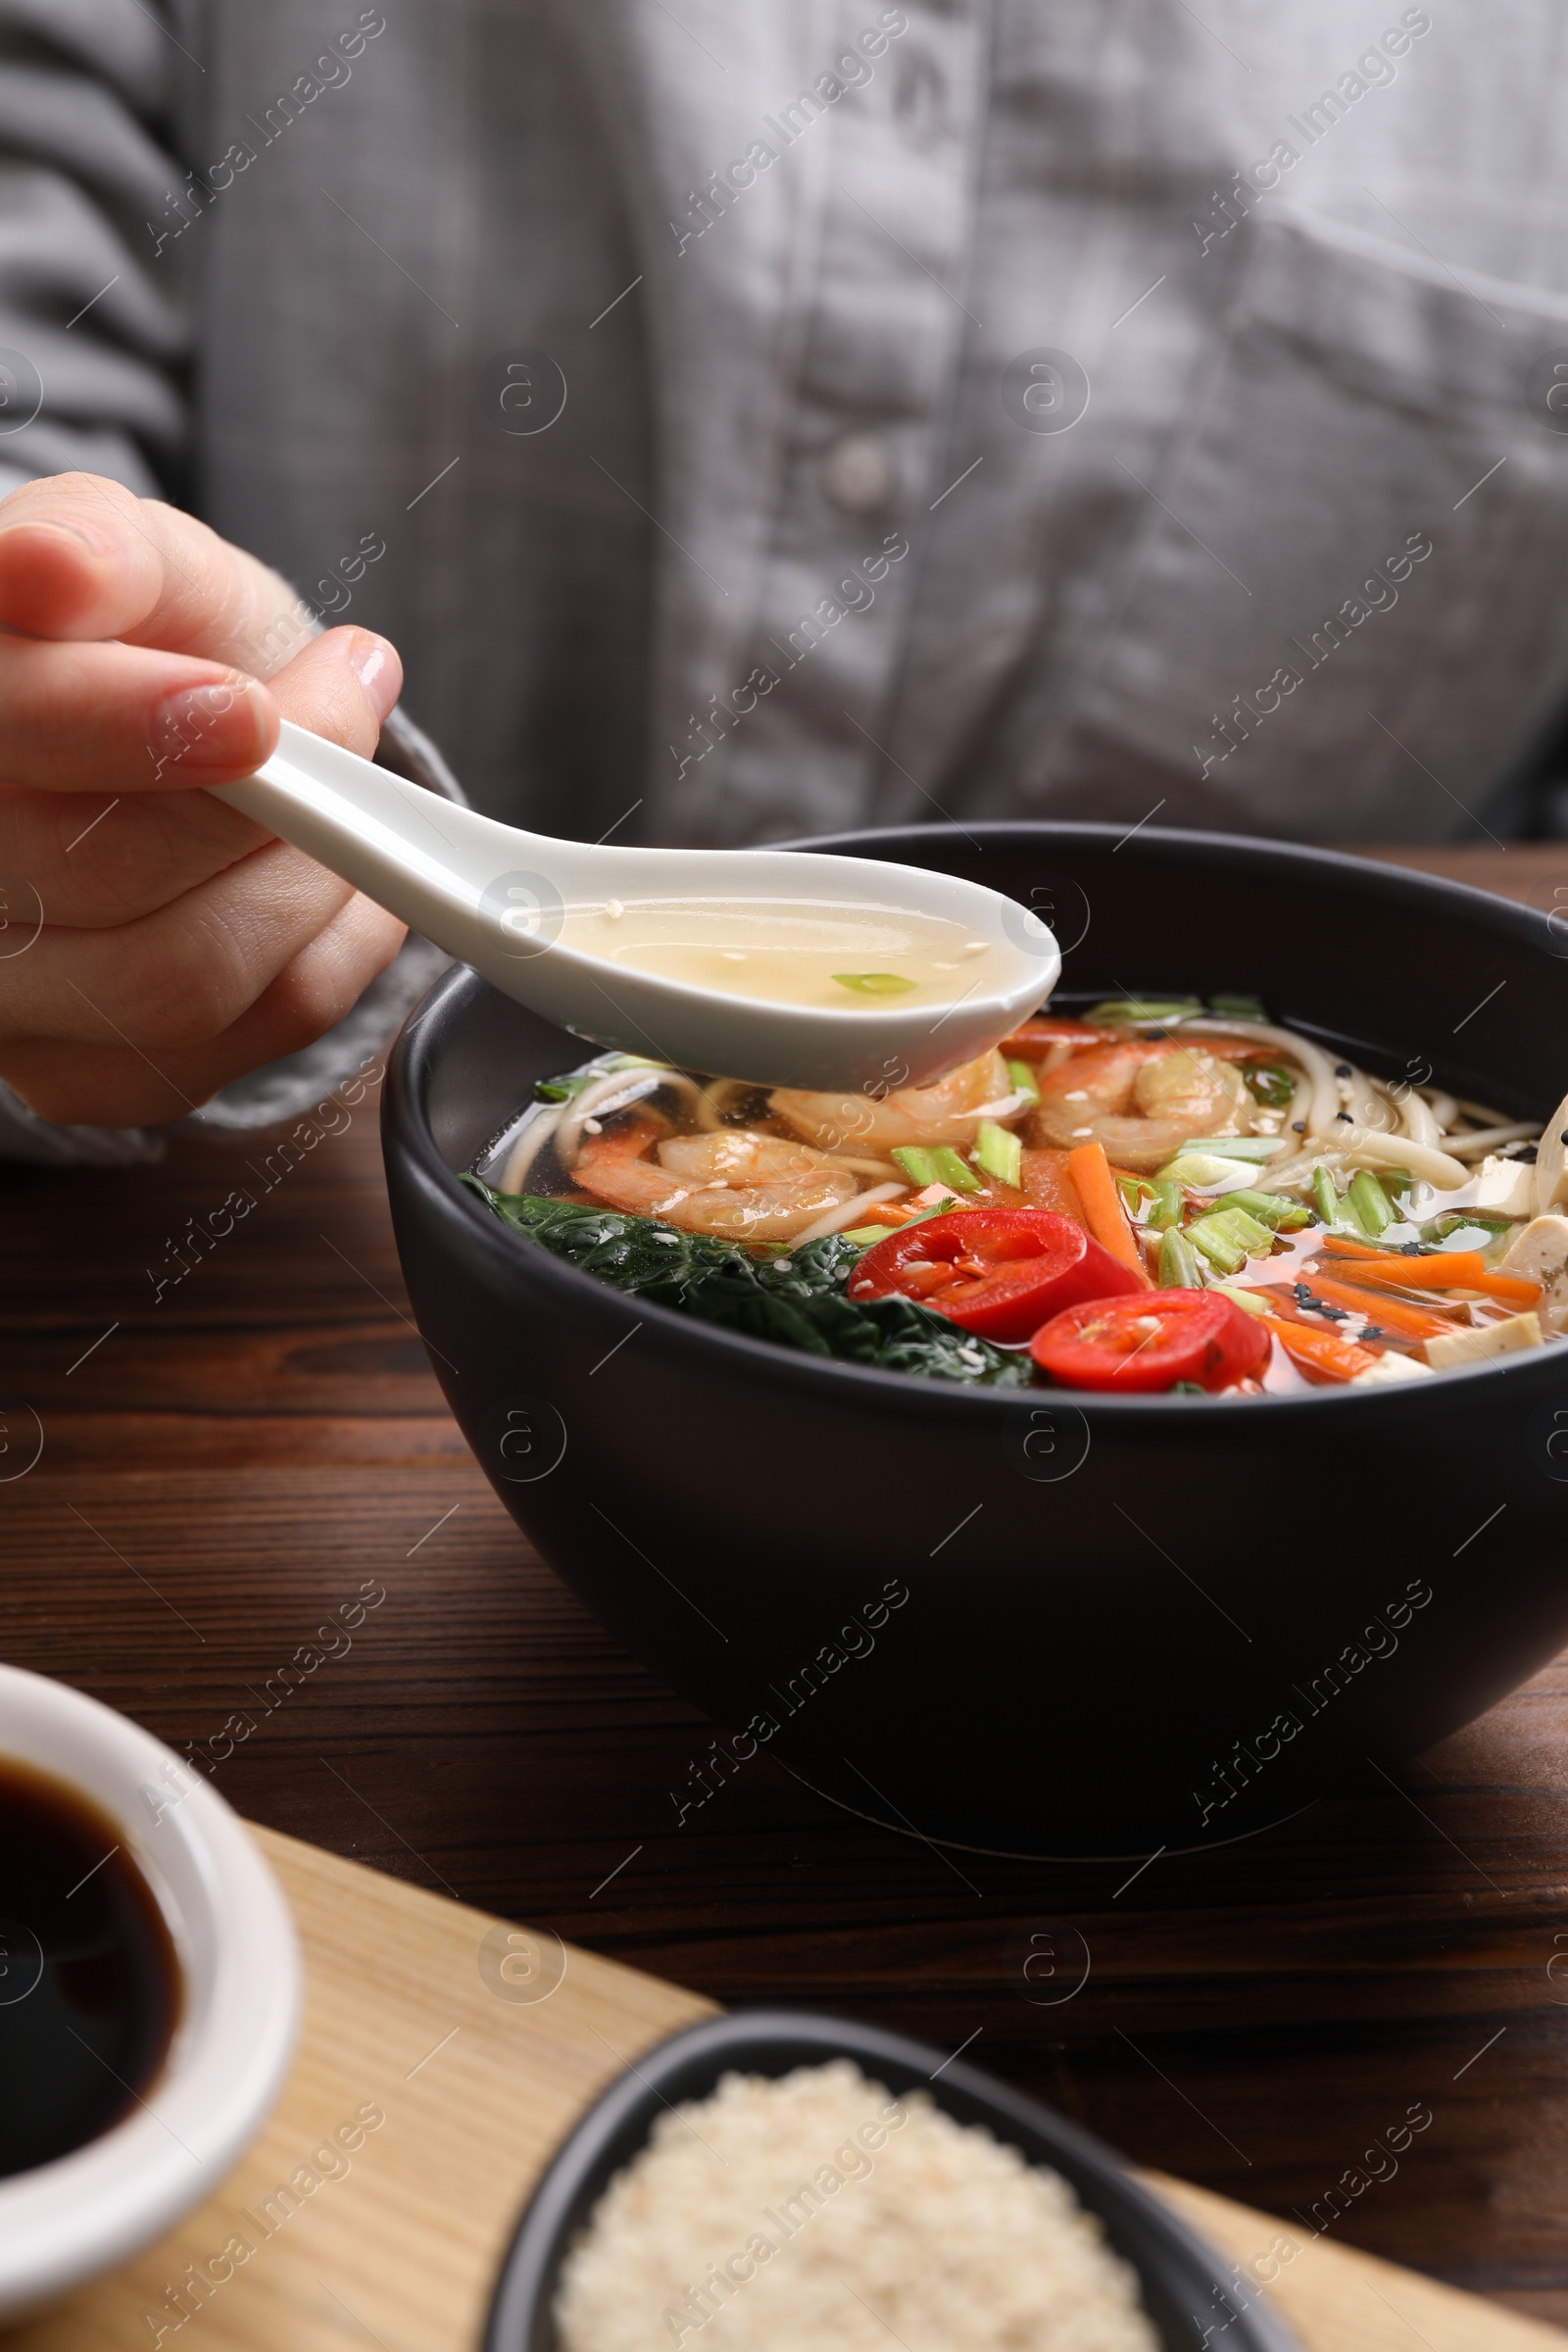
[554,898,1005,1012]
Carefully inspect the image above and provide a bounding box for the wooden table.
[6,840,1568,2330]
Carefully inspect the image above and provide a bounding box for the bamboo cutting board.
[13,1829,1562,2352]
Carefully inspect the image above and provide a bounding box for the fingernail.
[148,678,268,778]
[0,517,105,555]
[344,631,402,721]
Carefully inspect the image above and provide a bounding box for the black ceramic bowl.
[383,823,1568,1858]
[481,2008,1300,2352]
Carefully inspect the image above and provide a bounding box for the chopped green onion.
[832,972,916,995]
[1243,1060,1296,1110]
[1158,1228,1204,1287]
[928,1145,985,1197]
[1423,1211,1515,1244]
[1157,1152,1266,1189]
[1347,1169,1395,1237]
[1089,997,1202,1024]
[1179,1136,1282,1161]
[1169,1380,1207,1396]
[1186,1217,1248,1276]
[1310,1164,1340,1225]
[973,1121,1023,1189]
[1187,1206,1273,1273]
[1208,1279,1273,1319]
[892,1146,941,1187]
[1225,1189,1313,1231]
[1004,1056,1042,1106]
[840,1199,961,1250]
[1208,994,1269,1020]
[1148,1176,1185,1231]
[1376,1167,1414,1200]
[892,1146,983,1197]
[536,1052,673,1101]
[1218,1205,1274,1252]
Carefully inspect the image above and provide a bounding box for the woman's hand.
[0,469,409,1126]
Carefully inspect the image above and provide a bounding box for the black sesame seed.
[1336,1063,1352,1079]
[1293,1283,1311,1299]
[1292,1119,1306,1133]
[1335,1111,1353,1123]
[1559,1129,1568,1146]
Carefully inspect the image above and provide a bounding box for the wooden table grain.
[5,841,1568,2330]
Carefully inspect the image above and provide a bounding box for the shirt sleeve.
[0,11,467,1160]
[0,0,189,499]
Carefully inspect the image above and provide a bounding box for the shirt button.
[821,431,899,514]
[894,49,949,144]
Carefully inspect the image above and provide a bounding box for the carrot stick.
[1257,1311,1379,1383]
[1066,1141,1152,1285]
[1300,1276,1457,1342]
[1316,1245,1541,1305]
[1322,1238,1484,1277]
[1323,1237,1492,1283]
[1433,1269,1540,1304]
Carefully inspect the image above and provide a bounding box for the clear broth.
[556,898,1005,1011]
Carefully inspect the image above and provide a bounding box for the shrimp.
[574,1116,860,1242]
[770,1050,1015,1155]
[1030,1040,1254,1174]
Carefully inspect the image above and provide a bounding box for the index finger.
[0,470,315,673]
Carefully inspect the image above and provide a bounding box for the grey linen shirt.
[4,0,1568,1152]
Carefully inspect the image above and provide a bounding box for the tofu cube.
[1534,1093,1568,1215]
[1352,1350,1434,1384]
[1426,1310,1543,1369]
[1472,1155,1537,1218]
[1498,1214,1568,1335]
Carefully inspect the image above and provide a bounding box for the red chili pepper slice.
[1028,1287,1270,1393]
[850,1209,1142,1344]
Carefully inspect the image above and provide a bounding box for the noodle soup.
[464,995,1568,1397]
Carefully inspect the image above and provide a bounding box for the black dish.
[481,2007,1301,2352]
[383,823,1568,1858]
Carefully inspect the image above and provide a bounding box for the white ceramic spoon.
[210,719,1059,1091]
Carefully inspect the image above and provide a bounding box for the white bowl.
[0,1664,299,2318]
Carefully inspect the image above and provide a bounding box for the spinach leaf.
[461,1178,1032,1388]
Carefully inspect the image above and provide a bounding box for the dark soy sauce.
[0,1758,180,2178]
